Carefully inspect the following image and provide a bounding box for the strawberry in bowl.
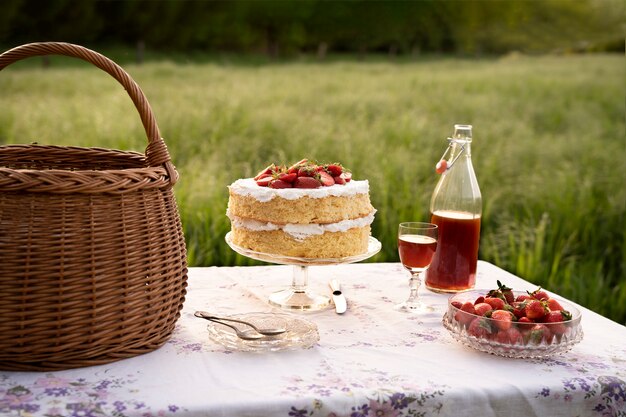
[443,281,583,358]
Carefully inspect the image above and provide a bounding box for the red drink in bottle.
[427,124,482,293]
[427,210,480,292]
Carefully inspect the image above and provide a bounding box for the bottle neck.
[445,139,472,170]
[450,124,473,160]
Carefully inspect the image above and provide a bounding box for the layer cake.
[227,160,376,258]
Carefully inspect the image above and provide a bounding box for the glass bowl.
[442,290,583,358]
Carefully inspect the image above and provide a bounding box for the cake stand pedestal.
[225,233,381,311]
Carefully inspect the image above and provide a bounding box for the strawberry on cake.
[227,159,376,258]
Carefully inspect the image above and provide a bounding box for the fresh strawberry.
[502,303,516,315]
[318,171,335,186]
[484,297,505,311]
[487,283,506,303]
[340,172,352,182]
[297,166,317,177]
[486,291,505,304]
[543,310,572,335]
[474,302,493,317]
[325,164,343,176]
[512,301,527,318]
[278,173,297,183]
[546,298,563,311]
[497,280,515,304]
[468,317,492,339]
[490,309,514,331]
[269,179,292,189]
[333,175,346,185]
[515,294,531,302]
[529,287,549,301]
[496,327,524,345]
[255,176,274,187]
[525,299,548,320]
[493,329,508,344]
[508,326,524,344]
[487,280,515,304]
[254,164,275,180]
[474,296,485,305]
[454,301,476,326]
[525,323,553,344]
[294,177,322,189]
[460,301,476,315]
[287,159,308,173]
[494,327,523,345]
[517,316,535,332]
[451,301,462,309]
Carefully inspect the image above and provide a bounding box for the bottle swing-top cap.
[435,124,472,174]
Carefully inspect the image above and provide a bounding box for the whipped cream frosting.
[227,210,376,241]
[228,178,370,203]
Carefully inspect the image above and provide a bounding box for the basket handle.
[0,42,178,184]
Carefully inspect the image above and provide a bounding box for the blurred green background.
[1,0,623,56]
[1,1,624,324]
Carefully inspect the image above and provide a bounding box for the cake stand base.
[269,288,331,311]
[268,265,331,311]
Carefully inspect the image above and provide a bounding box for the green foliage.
[0,53,624,324]
[0,0,622,55]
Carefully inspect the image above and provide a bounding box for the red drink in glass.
[426,210,481,292]
[398,234,437,271]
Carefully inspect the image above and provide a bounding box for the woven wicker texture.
[0,42,188,371]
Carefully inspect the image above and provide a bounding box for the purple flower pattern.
[524,345,626,416]
[0,374,184,417]
[287,389,447,417]
[536,374,626,416]
[281,360,446,416]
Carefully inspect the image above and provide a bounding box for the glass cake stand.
[225,232,382,311]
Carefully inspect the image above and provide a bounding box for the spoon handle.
[194,311,262,332]
[196,315,264,340]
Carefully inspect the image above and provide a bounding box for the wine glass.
[397,222,438,313]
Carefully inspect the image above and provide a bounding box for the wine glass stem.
[407,271,423,305]
[292,265,308,292]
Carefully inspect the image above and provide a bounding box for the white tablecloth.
[1,261,625,417]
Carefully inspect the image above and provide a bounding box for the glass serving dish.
[206,312,319,352]
[442,290,583,358]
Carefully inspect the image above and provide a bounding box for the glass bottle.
[426,124,482,292]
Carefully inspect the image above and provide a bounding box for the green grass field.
[1,52,624,324]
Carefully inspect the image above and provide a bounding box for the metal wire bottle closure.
[438,124,472,172]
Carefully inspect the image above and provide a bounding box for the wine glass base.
[269,288,331,311]
[394,302,435,314]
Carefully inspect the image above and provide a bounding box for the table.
[1,261,625,417]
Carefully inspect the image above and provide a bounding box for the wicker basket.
[0,42,188,371]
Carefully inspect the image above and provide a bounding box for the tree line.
[1,0,622,57]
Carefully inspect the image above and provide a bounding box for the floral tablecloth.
[1,261,625,417]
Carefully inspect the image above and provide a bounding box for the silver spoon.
[194,311,287,337]
[204,318,266,340]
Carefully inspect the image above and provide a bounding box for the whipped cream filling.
[227,210,376,241]
[228,178,370,203]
